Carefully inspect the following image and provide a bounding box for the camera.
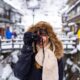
[23,29,48,45]
[31,32,41,42]
[23,32,41,45]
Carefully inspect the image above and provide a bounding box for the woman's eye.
[41,34,46,36]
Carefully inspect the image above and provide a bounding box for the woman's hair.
[27,21,64,59]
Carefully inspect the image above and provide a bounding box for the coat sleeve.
[13,45,33,80]
[58,58,64,80]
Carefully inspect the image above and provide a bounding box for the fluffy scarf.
[35,43,59,80]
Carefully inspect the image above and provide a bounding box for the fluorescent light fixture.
[27,0,40,9]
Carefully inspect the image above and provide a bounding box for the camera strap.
[42,39,45,65]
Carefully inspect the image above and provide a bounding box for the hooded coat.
[14,21,64,80]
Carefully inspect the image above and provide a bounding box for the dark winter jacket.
[13,32,64,80]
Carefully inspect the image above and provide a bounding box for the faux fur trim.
[27,21,64,59]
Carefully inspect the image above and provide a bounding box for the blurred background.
[0,0,80,80]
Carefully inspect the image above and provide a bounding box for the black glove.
[23,32,40,46]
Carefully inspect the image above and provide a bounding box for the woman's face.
[38,35,49,48]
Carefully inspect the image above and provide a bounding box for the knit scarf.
[35,43,59,80]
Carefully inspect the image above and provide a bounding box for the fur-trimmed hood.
[27,21,64,59]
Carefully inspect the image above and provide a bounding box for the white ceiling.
[3,0,68,31]
[3,0,68,15]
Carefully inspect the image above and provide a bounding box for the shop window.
[0,7,5,17]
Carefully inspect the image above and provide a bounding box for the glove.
[23,32,40,46]
[23,32,33,46]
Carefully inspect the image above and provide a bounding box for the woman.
[14,21,64,80]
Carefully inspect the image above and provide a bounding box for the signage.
[77,29,80,39]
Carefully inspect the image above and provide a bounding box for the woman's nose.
[42,36,47,41]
